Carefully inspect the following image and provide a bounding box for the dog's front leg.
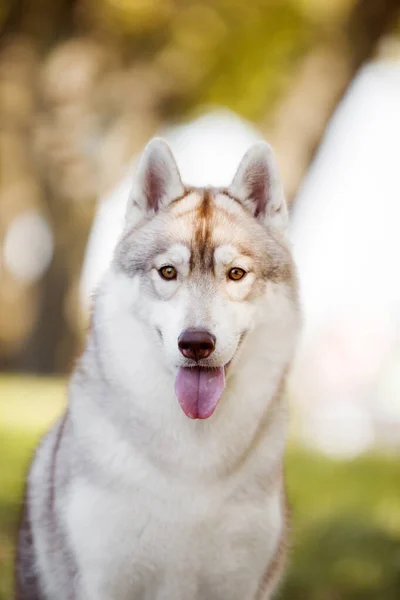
[256,578,282,600]
[255,542,288,600]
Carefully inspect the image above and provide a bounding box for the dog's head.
[105,138,299,419]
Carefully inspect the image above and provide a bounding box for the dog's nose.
[178,328,216,361]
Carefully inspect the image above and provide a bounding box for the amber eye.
[228,267,246,281]
[159,266,177,280]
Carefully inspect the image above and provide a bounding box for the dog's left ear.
[229,141,288,231]
[130,138,185,215]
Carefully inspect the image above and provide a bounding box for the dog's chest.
[67,469,282,600]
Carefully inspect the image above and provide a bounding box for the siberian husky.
[16,138,301,599]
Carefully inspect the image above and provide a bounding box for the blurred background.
[1,0,400,598]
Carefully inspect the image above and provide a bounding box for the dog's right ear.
[229,141,288,232]
[128,138,184,218]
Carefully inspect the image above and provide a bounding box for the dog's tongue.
[175,367,225,419]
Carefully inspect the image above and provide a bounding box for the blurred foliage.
[0,0,317,374]
[0,376,400,599]
[0,0,400,376]
[1,0,325,121]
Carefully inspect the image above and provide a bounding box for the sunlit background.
[1,0,400,598]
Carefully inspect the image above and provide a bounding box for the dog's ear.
[130,138,184,215]
[229,141,288,231]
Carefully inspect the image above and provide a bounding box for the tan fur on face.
[165,187,297,300]
[119,187,296,298]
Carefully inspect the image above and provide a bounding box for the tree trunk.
[264,0,400,204]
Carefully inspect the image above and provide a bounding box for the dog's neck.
[71,312,288,483]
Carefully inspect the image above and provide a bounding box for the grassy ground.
[1,376,400,599]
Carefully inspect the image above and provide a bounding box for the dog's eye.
[228,268,246,281]
[159,266,177,280]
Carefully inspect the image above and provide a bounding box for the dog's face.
[111,139,298,418]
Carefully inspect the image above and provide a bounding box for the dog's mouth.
[174,366,226,420]
[174,332,247,420]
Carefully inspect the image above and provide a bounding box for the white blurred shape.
[291,61,400,335]
[3,211,54,284]
[374,348,400,421]
[302,402,375,459]
[290,60,400,455]
[80,109,262,310]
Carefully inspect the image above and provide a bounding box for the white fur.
[60,271,299,599]
[23,140,300,600]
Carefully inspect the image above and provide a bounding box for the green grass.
[282,448,400,599]
[1,376,400,599]
[0,376,65,599]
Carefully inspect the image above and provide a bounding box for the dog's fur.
[16,139,301,600]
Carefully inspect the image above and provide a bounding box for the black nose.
[178,328,216,361]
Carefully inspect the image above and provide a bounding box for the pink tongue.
[174,367,225,419]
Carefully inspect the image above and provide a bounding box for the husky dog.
[16,138,301,600]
